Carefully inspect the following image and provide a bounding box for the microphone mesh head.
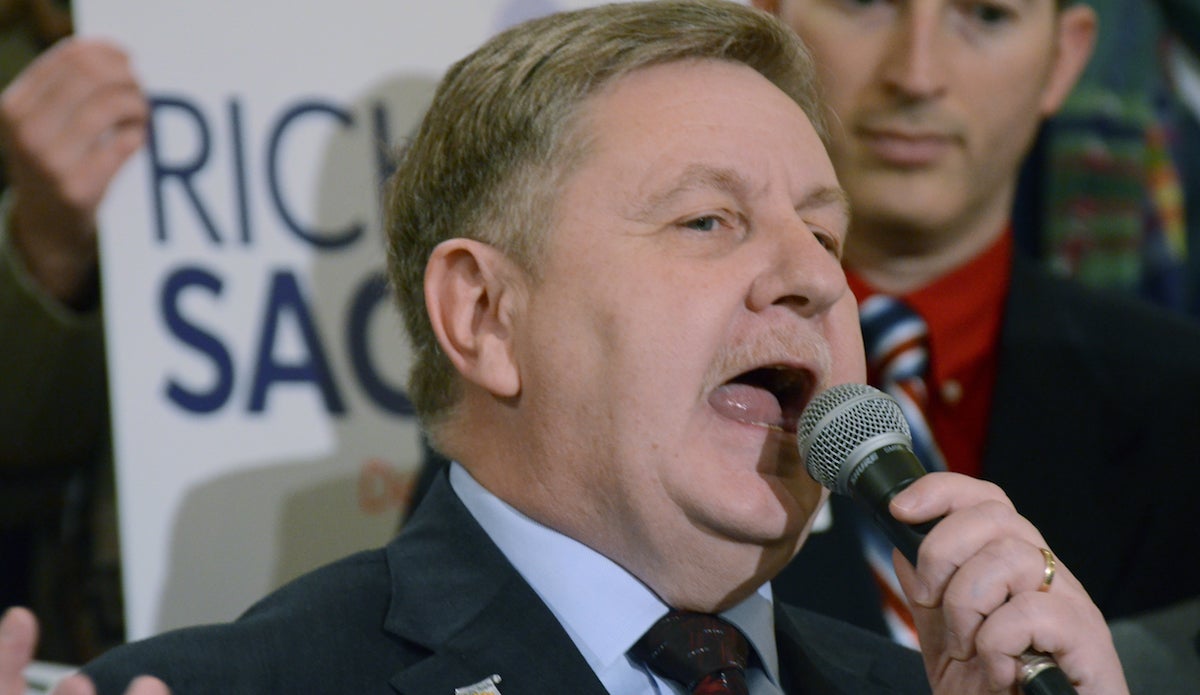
[796,383,911,494]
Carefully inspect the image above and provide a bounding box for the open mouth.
[708,366,814,434]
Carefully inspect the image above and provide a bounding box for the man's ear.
[1039,3,1098,116]
[424,238,523,399]
[749,0,779,13]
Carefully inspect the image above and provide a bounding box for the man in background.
[753,0,1200,667]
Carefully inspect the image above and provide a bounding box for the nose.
[746,218,848,319]
[879,5,948,102]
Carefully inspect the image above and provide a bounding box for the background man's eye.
[970,3,1014,25]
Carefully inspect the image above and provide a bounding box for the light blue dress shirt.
[449,462,786,694]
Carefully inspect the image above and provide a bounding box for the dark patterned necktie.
[631,610,750,695]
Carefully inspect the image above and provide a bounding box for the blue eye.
[684,216,721,232]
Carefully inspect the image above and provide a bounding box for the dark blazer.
[777,255,1200,634]
[83,470,929,694]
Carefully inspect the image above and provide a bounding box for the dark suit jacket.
[776,255,1200,634]
[84,470,929,694]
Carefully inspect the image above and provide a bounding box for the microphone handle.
[848,447,1079,695]
[848,442,930,566]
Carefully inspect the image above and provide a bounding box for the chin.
[851,181,956,230]
[674,444,818,539]
[702,479,814,547]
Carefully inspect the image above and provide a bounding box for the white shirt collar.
[448,462,782,692]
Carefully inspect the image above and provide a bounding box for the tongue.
[708,382,782,427]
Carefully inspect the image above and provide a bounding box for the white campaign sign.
[73,0,598,640]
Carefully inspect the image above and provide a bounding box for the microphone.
[796,383,1077,695]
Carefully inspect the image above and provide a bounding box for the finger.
[56,72,148,135]
[938,539,1058,660]
[50,674,97,695]
[58,115,148,212]
[973,567,1120,692]
[52,674,170,695]
[127,676,172,695]
[889,472,1010,524]
[2,38,134,113]
[8,74,145,176]
[1,43,131,138]
[4,77,146,222]
[60,80,149,139]
[903,498,1046,608]
[1,42,141,163]
[888,473,1046,608]
[0,608,38,695]
[893,551,951,668]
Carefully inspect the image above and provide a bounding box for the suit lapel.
[774,604,928,694]
[384,471,609,695]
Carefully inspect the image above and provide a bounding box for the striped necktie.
[857,295,946,647]
[859,295,946,473]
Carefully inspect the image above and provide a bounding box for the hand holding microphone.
[797,384,1128,695]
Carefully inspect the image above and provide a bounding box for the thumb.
[0,607,38,695]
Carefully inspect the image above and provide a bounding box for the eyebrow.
[631,164,754,221]
[632,164,850,223]
[799,185,851,223]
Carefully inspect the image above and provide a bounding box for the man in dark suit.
[0,2,1128,693]
[752,0,1200,658]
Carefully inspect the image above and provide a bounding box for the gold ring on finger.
[1038,547,1055,592]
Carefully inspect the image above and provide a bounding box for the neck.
[844,211,1008,295]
